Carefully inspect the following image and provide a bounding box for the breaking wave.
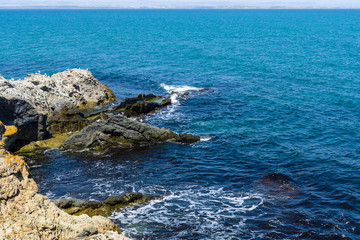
[111,187,263,239]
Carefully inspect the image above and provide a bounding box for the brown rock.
[0,123,130,240]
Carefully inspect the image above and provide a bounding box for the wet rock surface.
[113,93,171,117]
[61,113,200,151]
[53,192,161,217]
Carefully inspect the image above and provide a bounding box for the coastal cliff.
[0,121,130,239]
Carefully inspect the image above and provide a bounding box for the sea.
[1,9,360,239]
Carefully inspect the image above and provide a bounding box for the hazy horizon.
[1,0,360,9]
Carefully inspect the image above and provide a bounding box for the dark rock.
[176,133,201,143]
[61,113,199,151]
[0,121,5,135]
[113,94,171,117]
[0,97,49,151]
[53,192,161,217]
[46,109,91,136]
[257,173,298,193]
[104,192,143,205]
[53,198,101,209]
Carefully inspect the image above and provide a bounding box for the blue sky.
[1,0,360,8]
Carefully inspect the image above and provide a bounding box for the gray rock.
[0,69,115,150]
[113,93,171,117]
[53,198,101,209]
[104,193,143,205]
[61,114,199,151]
[53,192,161,217]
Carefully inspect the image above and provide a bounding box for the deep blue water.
[1,9,360,239]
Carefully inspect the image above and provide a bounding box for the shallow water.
[2,9,360,239]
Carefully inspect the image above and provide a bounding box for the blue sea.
[1,9,360,239]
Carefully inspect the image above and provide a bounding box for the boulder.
[61,113,200,151]
[0,69,116,150]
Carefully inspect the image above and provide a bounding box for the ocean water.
[1,9,360,239]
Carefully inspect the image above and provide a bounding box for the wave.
[156,84,206,121]
[160,83,204,94]
[111,187,263,239]
[200,136,212,142]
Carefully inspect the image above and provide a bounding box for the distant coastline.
[0,6,359,10]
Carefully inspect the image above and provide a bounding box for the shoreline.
[0,69,199,239]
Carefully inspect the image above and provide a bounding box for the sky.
[1,0,360,9]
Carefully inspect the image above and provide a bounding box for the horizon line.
[0,6,360,10]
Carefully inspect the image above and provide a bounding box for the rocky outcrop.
[61,113,200,151]
[112,94,171,117]
[53,192,161,217]
[0,122,130,239]
[0,69,115,150]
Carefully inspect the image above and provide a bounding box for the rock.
[113,94,171,117]
[176,133,201,143]
[0,69,115,151]
[104,192,143,205]
[15,133,71,156]
[54,192,161,217]
[46,108,91,135]
[0,121,18,150]
[77,227,99,237]
[53,198,101,209]
[0,124,129,239]
[0,96,48,151]
[257,173,299,195]
[61,113,200,151]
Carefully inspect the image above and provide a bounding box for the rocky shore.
[0,69,200,239]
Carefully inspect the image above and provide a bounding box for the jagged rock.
[113,94,171,117]
[61,114,200,151]
[53,192,161,217]
[0,69,115,151]
[0,123,129,239]
[46,108,91,135]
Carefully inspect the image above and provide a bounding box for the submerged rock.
[61,113,200,151]
[257,173,299,195]
[0,69,116,151]
[113,93,171,117]
[0,123,129,239]
[53,192,161,217]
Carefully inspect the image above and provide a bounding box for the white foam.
[155,83,205,121]
[111,187,264,239]
[160,83,204,94]
[200,136,212,142]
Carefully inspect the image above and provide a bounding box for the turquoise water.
[2,9,360,239]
